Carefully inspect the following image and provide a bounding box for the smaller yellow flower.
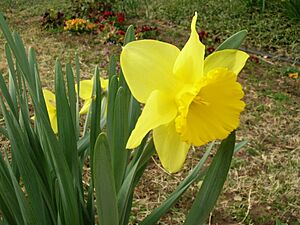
[38,89,58,134]
[78,77,109,114]
[288,72,299,79]
[87,23,96,30]
[64,18,90,32]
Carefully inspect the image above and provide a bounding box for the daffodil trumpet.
[121,13,249,173]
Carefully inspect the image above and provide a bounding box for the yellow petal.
[203,49,249,76]
[153,121,190,173]
[173,12,205,84]
[121,40,181,103]
[176,68,245,146]
[43,89,56,111]
[79,79,93,100]
[49,111,58,134]
[100,77,109,90]
[126,90,177,148]
[79,98,92,115]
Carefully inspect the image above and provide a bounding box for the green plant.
[0,12,249,225]
[282,0,300,20]
[41,9,65,31]
[276,219,289,225]
[243,0,266,12]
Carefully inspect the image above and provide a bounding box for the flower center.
[174,83,205,143]
[192,95,210,106]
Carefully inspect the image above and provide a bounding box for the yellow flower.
[288,72,298,79]
[87,23,96,30]
[120,13,249,173]
[42,89,58,134]
[78,77,109,115]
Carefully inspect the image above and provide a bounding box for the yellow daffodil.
[78,77,109,114]
[120,13,249,173]
[42,89,58,134]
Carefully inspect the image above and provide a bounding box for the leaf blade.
[94,133,119,225]
[183,132,236,225]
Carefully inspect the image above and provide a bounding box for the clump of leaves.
[276,219,289,225]
[69,0,112,19]
[41,0,128,42]
[104,24,159,45]
[41,9,65,31]
[40,0,161,44]
[282,0,300,20]
[284,66,300,79]
[135,25,158,39]
[242,0,266,12]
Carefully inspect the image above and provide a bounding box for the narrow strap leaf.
[66,63,78,138]
[140,142,214,225]
[55,60,78,176]
[94,133,119,225]
[118,139,155,225]
[106,75,119,148]
[124,25,135,45]
[183,132,236,225]
[112,87,129,192]
[216,30,247,51]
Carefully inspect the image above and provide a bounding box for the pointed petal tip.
[126,138,139,149]
[191,12,198,32]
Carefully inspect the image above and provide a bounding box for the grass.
[0,0,299,224]
[123,0,299,60]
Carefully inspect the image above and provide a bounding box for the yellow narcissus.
[42,89,58,134]
[78,77,108,114]
[120,13,249,173]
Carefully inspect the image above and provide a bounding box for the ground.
[0,0,299,224]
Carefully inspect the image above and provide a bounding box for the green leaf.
[118,139,155,225]
[108,55,117,79]
[0,155,23,225]
[90,66,102,156]
[88,67,102,224]
[5,157,39,225]
[124,25,135,45]
[276,219,289,225]
[112,87,129,192]
[140,142,214,225]
[0,98,47,224]
[77,133,90,154]
[1,14,82,225]
[75,54,81,137]
[0,126,8,138]
[0,72,17,117]
[216,30,247,51]
[107,75,119,148]
[234,140,248,153]
[183,132,236,225]
[66,63,78,138]
[5,44,18,95]
[94,133,119,225]
[55,60,78,176]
